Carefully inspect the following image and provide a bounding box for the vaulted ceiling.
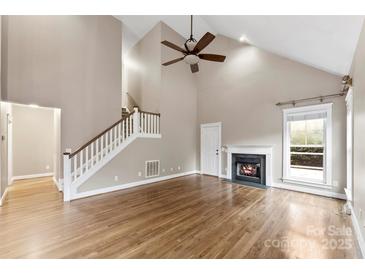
[115,15,364,76]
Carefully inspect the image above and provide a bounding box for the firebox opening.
[237,163,260,178]
[231,153,266,186]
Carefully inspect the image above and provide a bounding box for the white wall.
[11,104,56,178]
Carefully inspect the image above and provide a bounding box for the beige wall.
[11,104,55,177]
[1,16,122,156]
[195,35,346,194]
[350,21,365,242]
[79,22,198,192]
[126,23,162,112]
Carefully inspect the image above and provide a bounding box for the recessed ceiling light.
[239,36,246,43]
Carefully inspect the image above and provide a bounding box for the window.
[283,103,332,186]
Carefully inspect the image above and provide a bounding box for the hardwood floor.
[0,175,360,258]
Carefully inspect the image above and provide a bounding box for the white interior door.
[201,123,221,176]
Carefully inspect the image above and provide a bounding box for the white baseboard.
[272,182,346,200]
[72,170,200,200]
[52,176,63,192]
[12,172,54,182]
[349,203,365,258]
[0,187,8,206]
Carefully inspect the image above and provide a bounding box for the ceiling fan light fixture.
[185,40,197,51]
[160,15,226,73]
[184,54,200,65]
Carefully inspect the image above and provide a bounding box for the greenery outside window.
[283,104,332,186]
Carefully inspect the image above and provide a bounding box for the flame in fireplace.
[239,164,257,177]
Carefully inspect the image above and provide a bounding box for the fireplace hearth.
[231,153,266,186]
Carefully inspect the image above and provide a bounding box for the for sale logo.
[264,225,353,251]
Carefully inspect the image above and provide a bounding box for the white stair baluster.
[101,135,104,157]
[141,112,146,134]
[148,114,151,134]
[80,150,84,176]
[113,126,117,148]
[151,115,154,134]
[150,114,153,134]
[126,118,128,138]
[154,115,157,134]
[146,113,148,133]
[129,116,132,136]
[85,146,89,171]
[130,116,132,135]
[73,154,77,181]
[157,116,160,134]
[141,113,144,133]
[96,138,99,163]
[122,120,125,141]
[91,142,94,167]
[126,117,129,138]
[105,131,109,153]
[109,129,112,152]
[117,123,121,145]
[111,128,115,150]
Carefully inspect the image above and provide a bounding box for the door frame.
[200,122,222,177]
[345,88,353,201]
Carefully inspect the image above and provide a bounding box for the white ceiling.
[115,15,364,75]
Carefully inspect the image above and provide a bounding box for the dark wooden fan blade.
[162,57,184,66]
[198,54,226,62]
[193,32,215,53]
[190,63,199,73]
[161,40,187,53]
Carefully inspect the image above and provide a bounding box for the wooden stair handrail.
[140,110,161,116]
[68,111,135,158]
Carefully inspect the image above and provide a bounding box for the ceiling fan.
[161,15,226,73]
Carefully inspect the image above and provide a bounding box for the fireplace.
[231,153,266,185]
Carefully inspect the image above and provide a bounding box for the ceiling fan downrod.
[185,15,197,52]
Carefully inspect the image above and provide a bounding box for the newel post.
[63,152,72,202]
[133,106,140,135]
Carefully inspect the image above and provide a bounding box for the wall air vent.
[145,160,160,178]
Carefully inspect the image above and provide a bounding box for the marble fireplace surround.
[226,145,273,186]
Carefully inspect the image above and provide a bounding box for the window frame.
[282,103,332,187]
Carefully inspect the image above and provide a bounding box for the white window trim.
[282,103,333,188]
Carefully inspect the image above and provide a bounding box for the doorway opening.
[0,102,61,198]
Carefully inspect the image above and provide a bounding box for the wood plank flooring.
[0,175,360,258]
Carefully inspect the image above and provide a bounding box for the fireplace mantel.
[226,145,273,186]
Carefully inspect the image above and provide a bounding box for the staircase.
[63,107,161,201]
